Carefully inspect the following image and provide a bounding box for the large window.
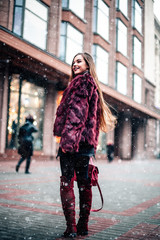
[132,0,142,34]
[60,22,83,64]
[13,0,48,50]
[116,62,127,95]
[133,36,142,69]
[7,74,45,150]
[116,0,128,18]
[93,0,109,41]
[133,74,142,103]
[97,131,106,154]
[93,44,108,85]
[116,19,127,56]
[62,0,85,19]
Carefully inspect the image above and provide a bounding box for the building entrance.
[7,74,45,151]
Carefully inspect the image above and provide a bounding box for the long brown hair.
[70,52,116,132]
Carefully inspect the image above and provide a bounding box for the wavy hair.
[70,52,116,132]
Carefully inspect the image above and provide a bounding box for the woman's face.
[72,54,88,76]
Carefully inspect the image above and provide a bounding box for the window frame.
[93,0,109,42]
[116,0,128,18]
[116,61,128,95]
[132,73,142,103]
[60,21,84,64]
[132,0,142,34]
[12,0,48,50]
[62,0,85,20]
[60,21,67,62]
[132,36,142,69]
[116,18,128,56]
[13,0,25,36]
[92,44,109,85]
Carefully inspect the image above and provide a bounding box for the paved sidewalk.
[0,158,160,240]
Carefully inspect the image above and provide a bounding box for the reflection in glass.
[117,19,127,56]
[13,7,23,35]
[66,24,83,64]
[116,0,128,17]
[69,0,85,19]
[93,0,109,41]
[20,80,45,150]
[16,0,23,5]
[133,74,142,103]
[62,0,68,8]
[7,75,45,151]
[13,0,48,50]
[93,45,108,85]
[132,0,142,34]
[24,10,47,49]
[133,36,142,69]
[60,22,67,61]
[97,131,106,154]
[62,0,85,19]
[26,0,48,21]
[135,1,142,34]
[60,22,83,64]
[7,74,19,149]
[116,62,127,95]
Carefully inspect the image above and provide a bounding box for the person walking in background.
[16,115,38,174]
[106,140,114,162]
[53,52,116,238]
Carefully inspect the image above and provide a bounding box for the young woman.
[53,53,116,238]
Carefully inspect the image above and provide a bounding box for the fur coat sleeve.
[53,72,100,153]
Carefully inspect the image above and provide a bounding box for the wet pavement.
[0,157,160,240]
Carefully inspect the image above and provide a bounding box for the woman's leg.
[25,157,31,174]
[74,155,89,181]
[60,153,75,180]
[75,156,92,236]
[60,154,77,238]
[16,157,25,172]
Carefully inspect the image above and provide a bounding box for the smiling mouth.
[73,67,79,71]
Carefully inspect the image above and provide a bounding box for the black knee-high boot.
[60,176,77,238]
[77,178,92,236]
[25,157,31,174]
[16,157,25,172]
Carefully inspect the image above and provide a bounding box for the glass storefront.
[97,131,107,154]
[7,74,45,150]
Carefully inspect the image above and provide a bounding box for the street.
[0,158,160,239]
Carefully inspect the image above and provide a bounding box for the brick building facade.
[0,0,160,160]
[154,16,160,158]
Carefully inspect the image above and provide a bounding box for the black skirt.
[18,139,33,158]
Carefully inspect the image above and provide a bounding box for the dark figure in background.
[9,120,17,148]
[16,115,38,174]
[106,140,114,162]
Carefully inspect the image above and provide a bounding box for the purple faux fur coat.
[53,72,101,153]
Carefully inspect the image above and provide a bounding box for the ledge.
[0,26,71,76]
[100,82,160,120]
